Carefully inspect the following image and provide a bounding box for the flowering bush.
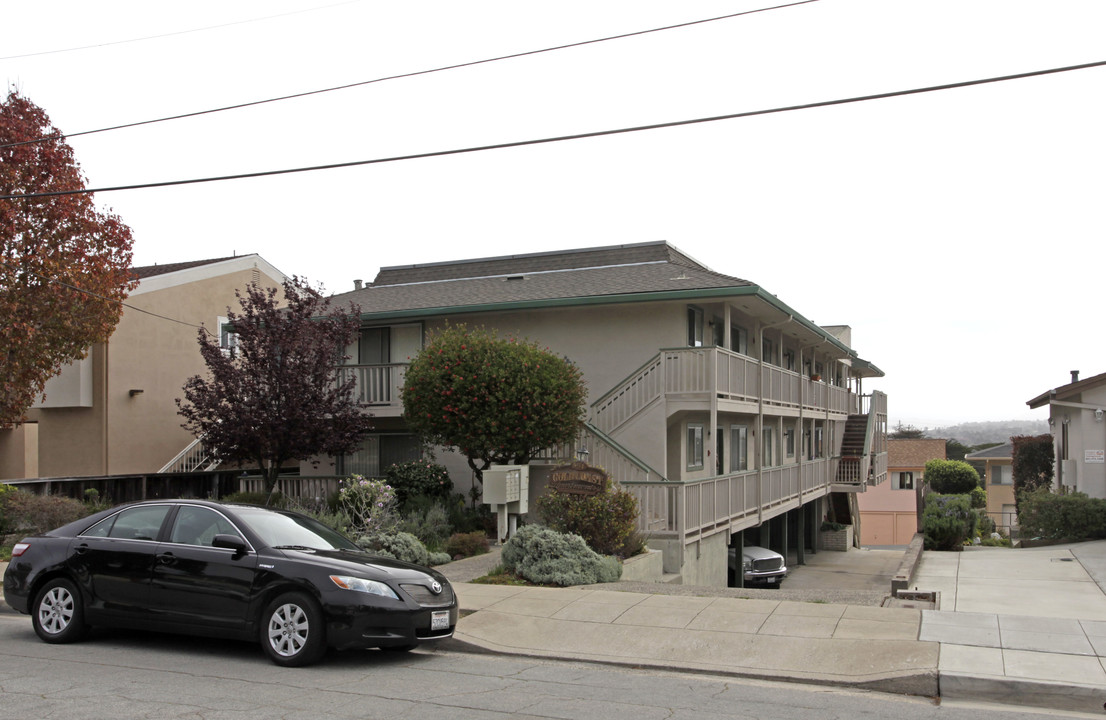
[339,475,398,536]
[535,479,641,557]
[384,459,453,507]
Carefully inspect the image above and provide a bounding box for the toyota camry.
[2,499,457,666]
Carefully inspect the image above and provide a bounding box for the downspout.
[757,316,793,525]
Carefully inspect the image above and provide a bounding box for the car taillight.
[11,542,30,557]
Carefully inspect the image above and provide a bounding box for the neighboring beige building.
[0,255,285,481]
[301,242,889,585]
[858,438,945,546]
[1028,370,1106,499]
[966,442,1016,533]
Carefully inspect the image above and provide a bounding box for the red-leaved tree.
[0,90,137,426]
[176,277,373,495]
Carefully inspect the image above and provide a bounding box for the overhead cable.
[4,58,1103,201]
[0,0,819,150]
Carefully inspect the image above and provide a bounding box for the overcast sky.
[4,0,1103,429]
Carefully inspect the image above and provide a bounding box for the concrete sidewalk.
[448,541,1106,713]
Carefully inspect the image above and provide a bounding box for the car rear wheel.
[32,578,87,644]
[261,592,326,667]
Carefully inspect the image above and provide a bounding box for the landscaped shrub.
[500,524,622,586]
[356,531,430,566]
[534,479,641,557]
[384,459,453,507]
[339,475,399,536]
[1017,488,1106,540]
[446,531,490,559]
[284,499,354,536]
[924,459,980,495]
[969,486,987,510]
[0,483,17,533]
[2,490,87,536]
[399,502,452,550]
[922,493,975,550]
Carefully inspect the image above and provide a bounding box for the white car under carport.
[729,545,787,586]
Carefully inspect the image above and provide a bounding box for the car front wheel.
[32,578,87,644]
[261,592,327,667]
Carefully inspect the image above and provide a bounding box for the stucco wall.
[21,261,284,479]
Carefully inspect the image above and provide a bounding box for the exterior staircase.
[834,414,871,488]
[158,436,220,474]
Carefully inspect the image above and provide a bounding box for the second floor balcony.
[335,363,408,416]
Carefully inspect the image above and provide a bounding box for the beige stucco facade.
[1028,371,1106,500]
[1,255,285,480]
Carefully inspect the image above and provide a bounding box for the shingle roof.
[888,438,946,469]
[965,442,1013,460]
[131,256,241,280]
[335,241,755,314]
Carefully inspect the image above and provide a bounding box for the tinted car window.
[82,505,171,541]
[169,506,241,547]
[233,506,360,551]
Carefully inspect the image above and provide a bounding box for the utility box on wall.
[483,464,529,543]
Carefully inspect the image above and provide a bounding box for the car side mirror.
[212,534,248,555]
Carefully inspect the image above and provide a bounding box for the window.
[783,350,796,371]
[687,307,704,347]
[991,465,1012,485]
[784,428,795,458]
[359,327,391,364]
[894,471,914,490]
[730,425,748,472]
[217,316,238,357]
[83,505,171,541]
[763,427,775,467]
[169,506,240,547]
[687,424,704,470]
[338,434,422,476]
[731,325,748,355]
[814,426,824,459]
[762,336,775,365]
[711,317,724,347]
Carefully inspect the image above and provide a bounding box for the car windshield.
[233,506,361,551]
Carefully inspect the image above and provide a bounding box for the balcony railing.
[336,364,407,406]
[593,347,855,435]
[621,457,835,545]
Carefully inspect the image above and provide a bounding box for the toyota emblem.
[430,580,442,594]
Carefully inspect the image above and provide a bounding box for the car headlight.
[743,560,752,571]
[329,575,399,599]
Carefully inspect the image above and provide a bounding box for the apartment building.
[307,241,888,585]
[0,255,285,481]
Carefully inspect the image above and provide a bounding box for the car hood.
[742,545,782,562]
[274,548,447,583]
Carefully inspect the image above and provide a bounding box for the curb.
[939,672,1106,714]
[445,627,940,699]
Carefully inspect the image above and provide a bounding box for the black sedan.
[2,499,457,666]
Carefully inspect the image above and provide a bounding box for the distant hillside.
[925,420,1049,445]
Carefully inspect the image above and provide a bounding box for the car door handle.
[74,543,89,555]
[156,553,177,566]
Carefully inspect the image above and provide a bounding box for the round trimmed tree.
[401,325,586,486]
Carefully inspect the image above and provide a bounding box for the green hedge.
[501,524,621,586]
[1017,488,1106,540]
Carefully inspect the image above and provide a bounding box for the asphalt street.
[0,614,1088,720]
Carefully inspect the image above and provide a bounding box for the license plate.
[431,611,450,631]
[767,577,776,584]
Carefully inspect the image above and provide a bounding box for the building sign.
[1086,450,1105,464]
[550,461,607,496]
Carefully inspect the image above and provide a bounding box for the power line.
[0,0,364,61]
[0,0,820,150]
[4,58,1104,201]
